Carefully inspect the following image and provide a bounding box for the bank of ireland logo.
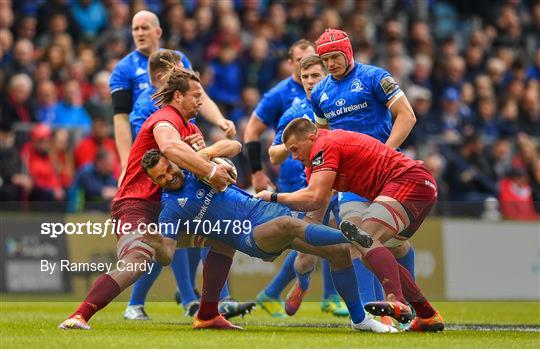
[336,99,346,106]
[351,79,362,92]
[196,189,205,199]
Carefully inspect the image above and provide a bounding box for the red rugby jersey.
[306,129,421,201]
[113,105,202,203]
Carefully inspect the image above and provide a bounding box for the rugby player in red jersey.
[59,66,237,330]
[256,119,444,332]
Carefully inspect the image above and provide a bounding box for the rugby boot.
[284,280,307,316]
[365,300,414,324]
[405,311,445,332]
[351,314,398,333]
[255,291,287,318]
[340,220,374,249]
[193,314,243,330]
[58,315,91,330]
[320,294,349,317]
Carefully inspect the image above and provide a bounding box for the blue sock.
[304,223,350,246]
[294,266,314,291]
[331,266,366,324]
[352,258,377,305]
[264,250,297,299]
[128,262,162,306]
[322,259,337,299]
[201,247,231,300]
[374,276,385,300]
[397,246,415,280]
[171,249,198,306]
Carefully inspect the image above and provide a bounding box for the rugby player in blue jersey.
[140,146,396,333]
[110,10,235,183]
[310,29,418,327]
[123,50,251,320]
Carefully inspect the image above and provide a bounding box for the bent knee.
[324,243,352,268]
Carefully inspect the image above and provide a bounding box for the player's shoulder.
[358,63,390,79]
[268,77,296,95]
[113,50,141,72]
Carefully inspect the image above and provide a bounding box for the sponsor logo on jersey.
[336,99,346,106]
[351,79,363,92]
[135,67,147,76]
[322,101,369,119]
[320,92,329,102]
[196,189,205,199]
[311,150,324,166]
[194,188,217,221]
[177,197,188,208]
[380,76,399,95]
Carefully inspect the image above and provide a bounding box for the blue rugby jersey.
[310,62,403,143]
[253,76,305,130]
[110,49,192,106]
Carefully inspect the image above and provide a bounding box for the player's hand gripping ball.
[200,157,237,189]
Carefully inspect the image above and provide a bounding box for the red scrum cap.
[316,29,354,67]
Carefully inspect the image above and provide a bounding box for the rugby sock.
[352,258,377,305]
[397,264,436,318]
[397,246,415,279]
[304,223,350,246]
[198,251,232,320]
[264,250,297,299]
[188,247,202,287]
[330,266,365,324]
[201,247,231,300]
[171,249,198,306]
[374,276,385,300]
[364,247,406,304]
[321,259,338,299]
[70,273,121,321]
[294,267,314,291]
[128,262,162,306]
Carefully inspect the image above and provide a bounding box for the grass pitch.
[1,301,539,348]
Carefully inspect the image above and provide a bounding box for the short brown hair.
[141,149,163,174]
[282,118,317,144]
[151,66,201,107]
[148,50,183,84]
[288,39,316,59]
[299,54,326,72]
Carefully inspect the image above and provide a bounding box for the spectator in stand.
[35,80,59,125]
[2,38,35,80]
[410,54,433,90]
[13,15,37,41]
[440,87,470,143]
[0,127,32,204]
[498,98,520,137]
[53,79,92,135]
[486,136,512,182]
[229,87,261,124]
[74,116,119,178]
[70,0,107,41]
[20,124,64,203]
[242,36,276,92]
[512,133,540,213]
[51,128,74,191]
[0,73,35,129]
[36,1,80,45]
[0,28,13,66]
[499,167,539,221]
[404,85,439,146]
[43,43,68,82]
[179,18,205,67]
[518,82,540,137]
[84,71,113,123]
[74,149,117,212]
[66,60,94,103]
[206,45,243,115]
[474,96,500,146]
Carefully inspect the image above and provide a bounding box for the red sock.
[69,273,121,322]
[197,251,232,321]
[364,247,406,303]
[397,264,436,318]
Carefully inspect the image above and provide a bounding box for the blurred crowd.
[0,0,539,219]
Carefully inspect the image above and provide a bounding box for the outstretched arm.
[255,170,336,212]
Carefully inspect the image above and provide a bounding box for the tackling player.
[256,119,445,332]
[59,66,235,330]
[124,50,249,320]
[266,54,348,317]
[110,10,235,182]
[140,147,396,333]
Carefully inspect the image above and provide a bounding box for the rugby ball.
[200,157,237,188]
